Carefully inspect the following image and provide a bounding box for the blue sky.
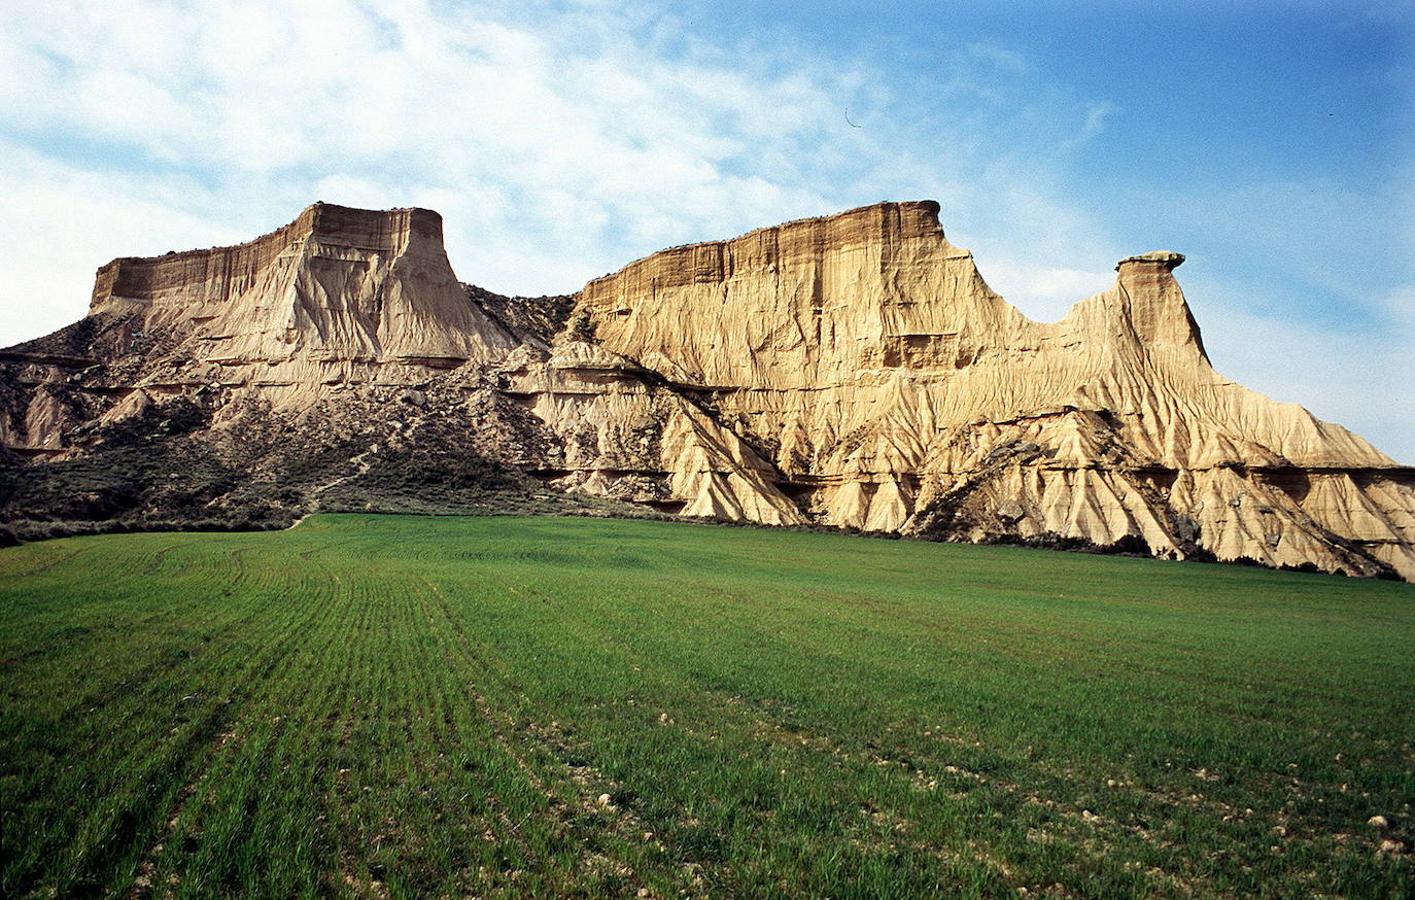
[1,0,1411,459]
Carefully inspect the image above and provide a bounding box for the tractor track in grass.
[141,543,183,575]
[126,700,238,899]
[416,575,695,897]
[539,592,1206,899]
[18,585,282,766]
[52,547,349,897]
[684,683,1350,895]
[471,577,1174,894]
[142,561,354,897]
[417,578,638,868]
[4,516,1412,897]
[0,544,83,578]
[552,579,1306,893]
[9,543,260,736]
[406,582,542,878]
[689,688,1213,894]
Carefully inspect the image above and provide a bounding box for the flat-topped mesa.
[581,200,947,309]
[576,200,988,387]
[87,202,513,375]
[557,202,1414,578]
[89,203,447,318]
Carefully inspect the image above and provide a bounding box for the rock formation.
[2,200,1412,580]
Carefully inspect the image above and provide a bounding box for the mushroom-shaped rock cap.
[1116,250,1185,272]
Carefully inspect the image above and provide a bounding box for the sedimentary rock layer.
[566,201,1414,577]
[94,203,514,387]
[3,200,1412,580]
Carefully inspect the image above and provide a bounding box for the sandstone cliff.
[90,203,514,392]
[3,201,1412,580]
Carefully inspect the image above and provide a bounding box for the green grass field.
[2,515,1412,898]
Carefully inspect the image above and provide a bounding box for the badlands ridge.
[2,201,1412,580]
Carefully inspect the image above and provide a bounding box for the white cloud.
[1082,102,1117,136]
[975,262,1115,323]
[965,42,1030,73]
[0,0,863,300]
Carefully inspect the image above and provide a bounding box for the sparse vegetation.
[1,515,1412,897]
[0,390,634,542]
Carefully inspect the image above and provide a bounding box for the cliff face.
[91,203,514,392]
[3,201,1412,580]
[564,201,1413,578]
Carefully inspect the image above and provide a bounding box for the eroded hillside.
[3,201,1411,579]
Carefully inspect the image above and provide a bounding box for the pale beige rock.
[574,200,1414,578]
[499,339,804,525]
[92,202,514,406]
[3,200,1412,580]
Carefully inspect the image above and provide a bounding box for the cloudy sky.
[1,0,1411,459]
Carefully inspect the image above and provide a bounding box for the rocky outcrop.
[566,201,1415,578]
[91,203,514,398]
[3,200,1412,580]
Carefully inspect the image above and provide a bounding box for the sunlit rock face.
[564,200,1414,578]
[87,203,515,397]
[4,201,1412,580]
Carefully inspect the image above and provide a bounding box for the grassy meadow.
[1,514,1412,897]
